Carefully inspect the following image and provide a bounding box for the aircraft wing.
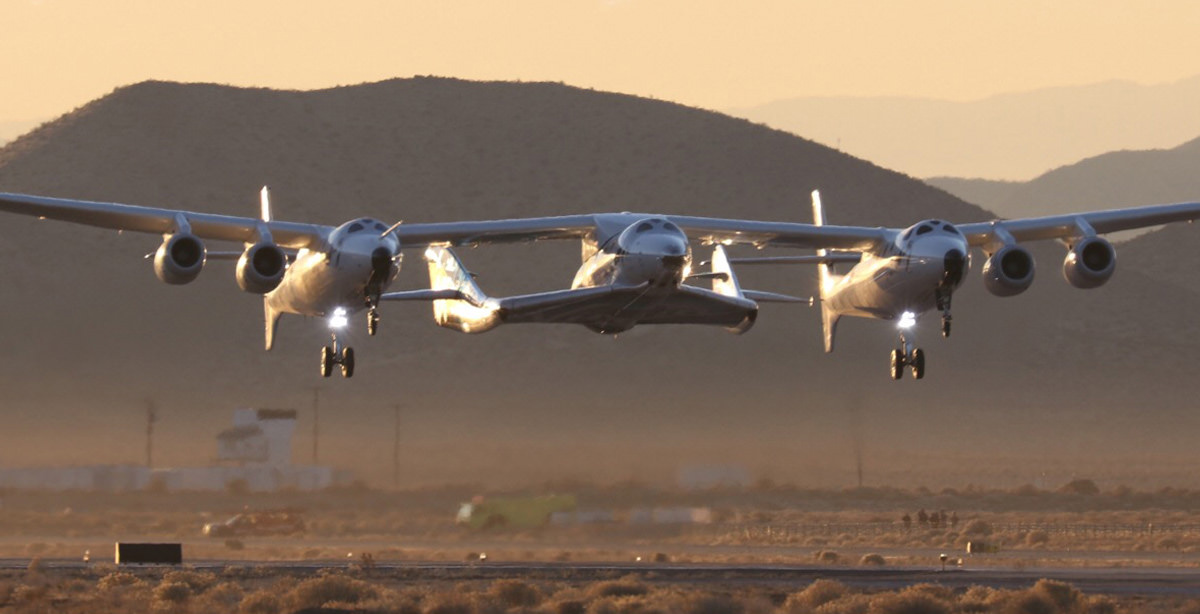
[0,192,330,249]
[666,216,892,252]
[396,213,891,252]
[956,201,1200,247]
[496,284,757,330]
[393,215,599,247]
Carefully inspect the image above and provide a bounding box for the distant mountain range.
[2,79,1200,490]
[928,136,1200,220]
[728,76,1200,180]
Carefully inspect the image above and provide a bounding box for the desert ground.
[3,483,1200,612]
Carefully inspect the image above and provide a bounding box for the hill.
[2,79,1200,490]
[929,136,1200,221]
[728,76,1200,180]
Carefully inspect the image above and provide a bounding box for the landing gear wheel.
[911,348,925,380]
[340,347,355,378]
[941,319,951,338]
[320,346,334,378]
[890,349,904,380]
[367,311,379,336]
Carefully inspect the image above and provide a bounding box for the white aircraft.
[720,191,1200,379]
[1,188,1197,381]
[0,189,797,378]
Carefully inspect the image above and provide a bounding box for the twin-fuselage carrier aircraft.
[0,188,1197,379]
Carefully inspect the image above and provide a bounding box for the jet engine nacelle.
[153,233,206,285]
[236,242,288,294]
[982,244,1035,297]
[1062,236,1116,289]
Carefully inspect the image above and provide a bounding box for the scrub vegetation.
[0,568,1193,614]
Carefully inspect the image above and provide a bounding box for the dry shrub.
[586,578,649,599]
[163,569,218,594]
[859,553,886,566]
[814,550,840,564]
[12,584,48,603]
[239,588,281,614]
[97,571,141,591]
[1058,478,1100,496]
[489,578,543,608]
[1030,579,1084,612]
[153,580,192,607]
[1026,530,1050,546]
[962,520,992,536]
[287,573,379,610]
[1155,536,1181,550]
[683,592,745,614]
[869,590,949,614]
[423,591,474,614]
[782,579,847,613]
[197,581,244,611]
[1085,595,1117,614]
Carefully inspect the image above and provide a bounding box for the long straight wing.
[956,201,1200,247]
[394,212,892,252]
[668,215,892,252]
[0,192,330,249]
[393,215,598,247]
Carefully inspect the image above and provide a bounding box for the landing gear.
[936,291,953,339]
[889,329,925,380]
[367,309,380,336]
[320,331,355,378]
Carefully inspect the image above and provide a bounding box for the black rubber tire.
[911,348,926,380]
[320,346,333,378]
[890,349,904,380]
[341,347,355,378]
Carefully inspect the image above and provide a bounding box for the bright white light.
[898,311,917,329]
[329,307,349,330]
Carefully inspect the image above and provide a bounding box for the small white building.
[0,407,352,492]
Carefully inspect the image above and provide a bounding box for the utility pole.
[392,404,401,489]
[312,387,320,464]
[145,399,157,468]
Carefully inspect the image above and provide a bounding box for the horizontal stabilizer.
[742,289,808,303]
[380,288,480,305]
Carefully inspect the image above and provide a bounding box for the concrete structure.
[0,407,352,492]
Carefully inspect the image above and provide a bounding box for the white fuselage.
[824,221,969,322]
[265,219,401,318]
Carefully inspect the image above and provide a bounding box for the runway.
[6,559,1200,596]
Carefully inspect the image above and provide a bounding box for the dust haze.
[0,78,1199,493]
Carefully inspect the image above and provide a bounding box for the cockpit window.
[636,222,653,232]
[348,223,364,233]
[374,222,387,232]
[663,221,680,233]
[943,224,958,234]
[916,225,933,235]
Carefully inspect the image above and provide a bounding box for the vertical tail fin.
[260,186,279,350]
[709,244,744,298]
[812,190,841,353]
[264,301,281,350]
[259,186,272,222]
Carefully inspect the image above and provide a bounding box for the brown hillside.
[1,78,1199,489]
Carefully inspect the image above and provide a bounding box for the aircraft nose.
[943,249,966,286]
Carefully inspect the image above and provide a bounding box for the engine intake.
[982,245,1035,297]
[236,242,288,294]
[153,233,206,285]
[1063,237,1115,289]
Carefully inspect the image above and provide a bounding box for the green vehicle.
[456,495,576,529]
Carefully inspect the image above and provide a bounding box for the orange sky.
[3,0,1200,122]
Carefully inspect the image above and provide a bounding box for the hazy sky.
[3,0,1200,123]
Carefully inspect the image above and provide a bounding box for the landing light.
[329,307,349,330]
[898,311,917,329]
